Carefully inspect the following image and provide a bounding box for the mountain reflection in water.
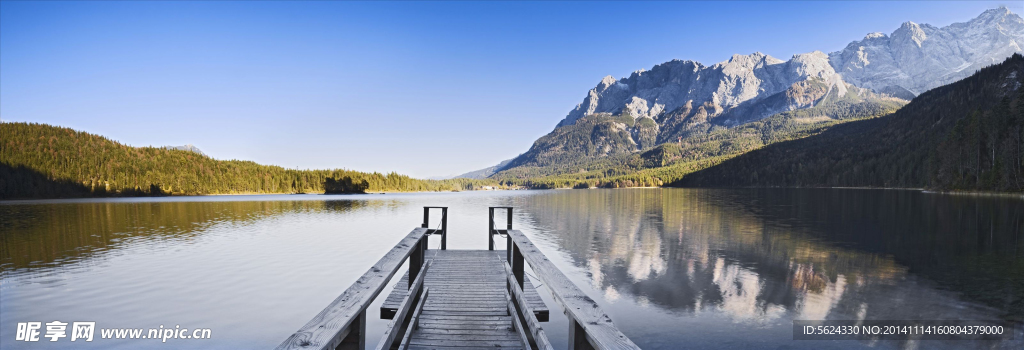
[508,189,1023,349]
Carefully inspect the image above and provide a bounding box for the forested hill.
[673,54,1024,192]
[0,123,492,199]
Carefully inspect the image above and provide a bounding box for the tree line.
[0,122,496,199]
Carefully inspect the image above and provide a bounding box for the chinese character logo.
[72,322,96,341]
[44,321,68,341]
[16,321,94,342]
[15,322,41,341]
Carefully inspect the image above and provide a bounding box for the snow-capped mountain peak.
[558,7,1023,128]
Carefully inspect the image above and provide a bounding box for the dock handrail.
[375,260,430,350]
[421,206,447,250]
[275,227,430,350]
[504,263,554,350]
[278,207,636,350]
[502,226,640,350]
[488,206,513,250]
[396,287,428,350]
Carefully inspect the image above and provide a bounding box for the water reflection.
[1,190,1021,349]
[0,200,368,274]
[511,189,1023,348]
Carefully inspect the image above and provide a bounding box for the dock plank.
[381,250,549,322]
[279,216,638,350]
[388,250,533,349]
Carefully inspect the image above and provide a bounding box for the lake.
[1,188,1022,349]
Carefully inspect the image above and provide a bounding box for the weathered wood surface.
[397,287,428,350]
[276,228,428,350]
[505,264,553,350]
[382,251,549,322]
[400,250,528,349]
[507,297,532,350]
[376,261,430,350]
[507,230,640,350]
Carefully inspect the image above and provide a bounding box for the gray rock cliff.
[558,7,1022,128]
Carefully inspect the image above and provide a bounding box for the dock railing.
[275,207,447,350]
[421,206,447,250]
[277,206,637,350]
[491,207,641,350]
[488,206,512,250]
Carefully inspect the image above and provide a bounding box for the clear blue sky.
[1,1,1018,178]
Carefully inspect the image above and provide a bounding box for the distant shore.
[5,185,1021,203]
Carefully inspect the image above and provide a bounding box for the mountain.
[0,123,493,199]
[493,8,1023,187]
[453,158,513,179]
[501,57,899,169]
[673,54,1024,192]
[558,7,1020,130]
[494,88,903,189]
[558,51,855,130]
[831,7,1024,98]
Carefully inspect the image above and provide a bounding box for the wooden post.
[506,207,513,230]
[512,243,524,290]
[336,310,365,350]
[488,207,495,250]
[421,207,429,229]
[567,317,594,350]
[409,237,423,289]
[505,229,640,349]
[506,235,512,265]
[440,207,447,250]
[276,228,434,350]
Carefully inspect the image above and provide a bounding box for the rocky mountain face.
[559,51,851,129]
[562,7,1021,130]
[485,7,1023,178]
[830,7,1024,99]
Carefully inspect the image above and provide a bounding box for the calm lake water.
[1,189,1022,349]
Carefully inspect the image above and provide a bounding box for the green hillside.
[0,123,494,199]
[673,54,1024,192]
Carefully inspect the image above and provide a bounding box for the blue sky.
[1,1,1018,178]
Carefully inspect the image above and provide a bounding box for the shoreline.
[664,185,1024,197]
[4,186,1022,204]
[0,189,509,204]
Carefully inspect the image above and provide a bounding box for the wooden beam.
[504,264,553,350]
[398,288,429,350]
[512,243,524,290]
[507,296,533,349]
[275,228,429,350]
[336,311,365,350]
[488,207,495,250]
[506,230,639,350]
[568,317,595,350]
[375,261,431,350]
[440,207,447,250]
[409,237,425,289]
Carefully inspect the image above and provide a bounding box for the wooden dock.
[394,250,535,349]
[380,250,549,322]
[276,207,639,350]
